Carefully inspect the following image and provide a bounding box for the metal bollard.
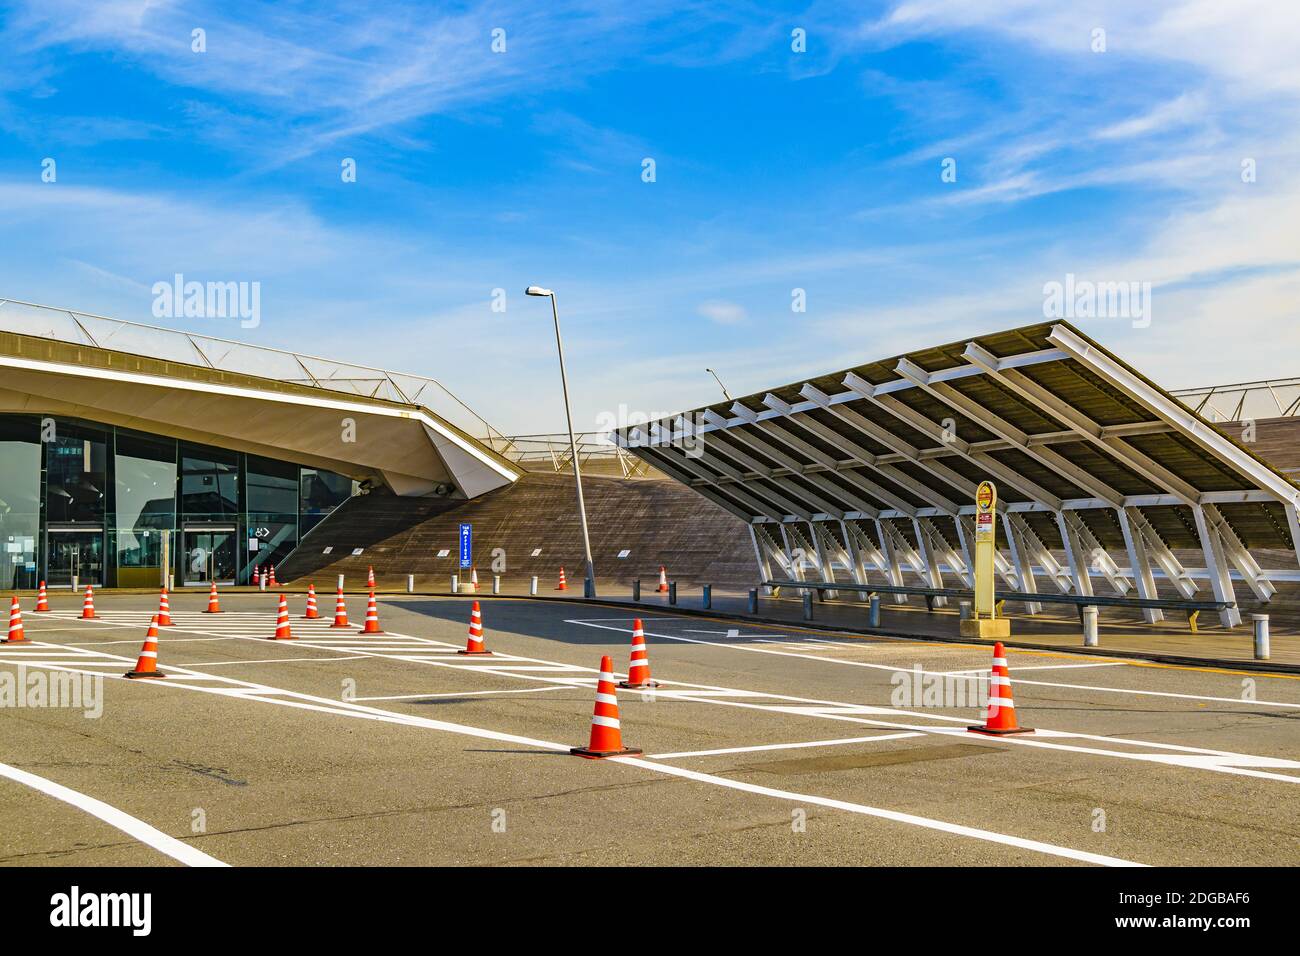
[584,577,593,599]
[338,573,345,591]
[748,588,758,614]
[1082,605,1099,647]
[958,600,971,622]
[529,575,538,596]
[1253,613,1270,660]
[451,574,459,594]
[869,594,882,628]
[633,579,641,602]
[493,574,501,595]
[702,584,711,609]
[668,581,677,605]
[407,574,414,594]
[802,591,813,620]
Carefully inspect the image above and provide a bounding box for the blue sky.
[1,0,1298,433]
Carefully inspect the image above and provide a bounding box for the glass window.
[300,468,357,534]
[247,455,298,514]
[45,422,107,524]
[114,433,177,584]
[0,416,41,589]
[181,443,238,519]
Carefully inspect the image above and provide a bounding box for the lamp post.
[525,286,597,596]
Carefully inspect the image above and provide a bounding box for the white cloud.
[696,300,747,325]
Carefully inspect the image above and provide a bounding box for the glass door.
[46,528,105,589]
[182,526,237,585]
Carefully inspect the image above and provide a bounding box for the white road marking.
[354,686,573,702]
[184,655,368,666]
[648,732,923,759]
[0,761,227,867]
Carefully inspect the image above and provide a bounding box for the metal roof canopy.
[614,321,1300,627]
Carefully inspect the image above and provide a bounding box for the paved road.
[2,591,1297,867]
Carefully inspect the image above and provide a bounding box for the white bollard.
[1082,606,1099,647]
[493,574,501,595]
[407,574,414,594]
[338,573,345,591]
[529,575,538,596]
[1253,614,1270,660]
[451,574,459,594]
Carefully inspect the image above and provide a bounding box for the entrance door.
[46,528,105,589]
[182,527,237,585]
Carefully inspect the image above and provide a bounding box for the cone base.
[618,680,659,689]
[570,746,643,759]
[2,638,31,645]
[968,725,1034,735]
[269,634,296,641]
[458,649,493,655]
[330,622,351,629]
[203,609,223,614]
[303,613,320,619]
[555,587,568,591]
[125,671,166,679]
[80,614,96,620]
[157,621,174,627]
[35,608,50,613]
[358,627,385,635]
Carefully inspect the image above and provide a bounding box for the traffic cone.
[124,617,166,679]
[359,590,384,634]
[271,594,294,640]
[156,587,173,627]
[330,587,350,628]
[367,565,375,588]
[656,566,669,593]
[968,642,1033,735]
[81,585,96,620]
[204,581,222,614]
[3,597,27,644]
[618,619,658,689]
[556,567,568,591]
[269,565,279,587]
[468,567,479,592]
[35,581,50,612]
[459,601,492,655]
[304,584,320,619]
[571,655,642,758]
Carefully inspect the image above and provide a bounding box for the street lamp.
[525,285,597,597]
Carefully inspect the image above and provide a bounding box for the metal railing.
[489,432,661,479]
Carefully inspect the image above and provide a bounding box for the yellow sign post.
[960,480,1011,639]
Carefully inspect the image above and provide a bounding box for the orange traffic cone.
[156,587,173,626]
[468,567,479,592]
[269,565,279,587]
[367,565,375,588]
[3,597,27,644]
[204,581,222,614]
[555,567,568,591]
[359,590,384,634]
[459,601,492,655]
[330,587,350,628]
[271,594,294,640]
[304,584,319,619]
[618,619,658,689]
[969,642,1033,735]
[35,581,50,612]
[656,566,669,593]
[81,585,96,620]
[572,655,642,759]
[124,617,166,679]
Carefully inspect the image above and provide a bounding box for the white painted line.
[649,732,923,759]
[354,686,572,702]
[0,761,228,867]
[184,655,368,666]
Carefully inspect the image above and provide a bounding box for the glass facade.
[0,414,357,588]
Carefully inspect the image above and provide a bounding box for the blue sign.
[459,523,472,569]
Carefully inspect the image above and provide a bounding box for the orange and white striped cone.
[618,619,658,689]
[204,581,222,614]
[459,600,492,655]
[271,594,294,640]
[330,587,350,628]
[572,655,642,758]
[656,566,669,593]
[367,565,375,588]
[269,565,279,587]
[468,567,479,592]
[304,584,320,619]
[35,581,50,612]
[359,590,384,634]
[124,617,166,679]
[4,597,28,644]
[555,567,568,591]
[156,587,173,627]
[81,585,96,620]
[969,642,1033,735]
